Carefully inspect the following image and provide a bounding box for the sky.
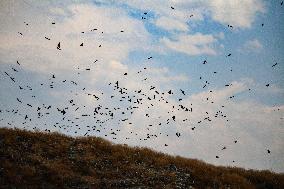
[0,0,284,173]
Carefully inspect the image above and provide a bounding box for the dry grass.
[0,127,283,189]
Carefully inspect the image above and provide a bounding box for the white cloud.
[208,0,265,28]
[242,39,263,52]
[122,0,265,29]
[0,2,151,73]
[155,16,188,32]
[161,33,218,55]
[49,7,66,16]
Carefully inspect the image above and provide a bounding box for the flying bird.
[272,62,278,67]
[57,42,61,50]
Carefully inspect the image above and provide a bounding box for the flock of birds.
[1,2,283,162]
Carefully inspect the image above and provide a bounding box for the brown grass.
[0,127,283,189]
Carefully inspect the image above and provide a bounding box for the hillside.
[0,127,283,189]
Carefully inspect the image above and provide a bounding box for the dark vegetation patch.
[0,127,283,189]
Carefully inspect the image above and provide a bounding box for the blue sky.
[0,0,284,172]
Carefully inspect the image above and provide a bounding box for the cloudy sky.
[0,0,283,172]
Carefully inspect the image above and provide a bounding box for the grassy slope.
[0,127,283,189]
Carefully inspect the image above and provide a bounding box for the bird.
[272,62,278,67]
[80,43,84,46]
[12,68,18,72]
[57,42,61,50]
[180,89,185,95]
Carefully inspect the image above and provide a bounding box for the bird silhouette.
[57,42,61,50]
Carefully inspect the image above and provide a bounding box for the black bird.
[57,42,61,50]
[16,61,20,65]
[267,149,271,154]
[171,6,175,9]
[266,84,270,87]
[180,89,185,95]
[203,60,207,64]
[272,62,278,67]
[148,56,152,60]
[12,68,18,72]
[45,37,51,40]
[52,22,55,24]
[227,53,232,57]
[80,43,83,46]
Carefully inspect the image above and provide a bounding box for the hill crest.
[0,127,283,189]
